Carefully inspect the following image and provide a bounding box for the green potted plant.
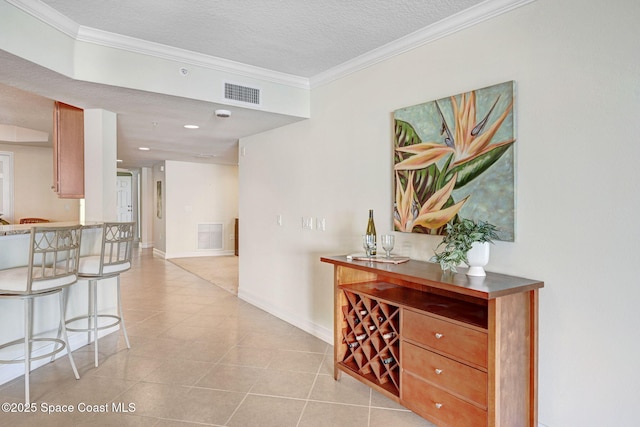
[431,217,499,275]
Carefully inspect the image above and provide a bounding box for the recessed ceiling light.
[138,147,150,151]
[116,159,123,163]
[184,124,199,129]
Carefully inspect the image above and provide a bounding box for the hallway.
[0,249,433,426]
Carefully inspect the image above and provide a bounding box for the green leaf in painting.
[394,120,422,148]
[444,142,514,189]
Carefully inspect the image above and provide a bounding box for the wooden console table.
[321,256,543,427]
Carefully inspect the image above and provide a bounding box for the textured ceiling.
[40,0,482,77]
[1,0,491,168]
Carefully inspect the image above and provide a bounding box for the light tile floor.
[0,249,435,427]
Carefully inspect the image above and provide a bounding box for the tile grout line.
[295,352,325,427]
[367,387,373,427]
[221,350,276,426]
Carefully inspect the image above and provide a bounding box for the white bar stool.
[65,222,134,367]
[0,225,82,404]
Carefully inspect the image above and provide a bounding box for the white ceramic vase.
[466,242,490,276]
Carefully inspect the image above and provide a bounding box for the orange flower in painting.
[394,171,468,232]
[394,91,514,171]
[448,91,514,167]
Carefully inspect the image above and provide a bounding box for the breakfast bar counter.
[0,221,103,236]
[0,221,103,269]
[0,221,121,387]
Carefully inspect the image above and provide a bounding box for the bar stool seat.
[0,225,82,404]
[64,222,134,367]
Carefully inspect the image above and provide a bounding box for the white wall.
[164,160,238,258]
[83,109,117,222]
[152,162,166,254]
[238,0,640,426]
[139,166,154,248]
[0,144,79,222]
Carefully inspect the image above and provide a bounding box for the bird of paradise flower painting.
[393,81,515,241]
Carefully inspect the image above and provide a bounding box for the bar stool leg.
[24,298,31,404]
[117,276,131,349]
[87,282,93,347]
[59,291,80,380]
[50,289,65,363]
[92,280,99,368]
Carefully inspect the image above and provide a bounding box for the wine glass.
[381,234,395,259]
[362,235,376,260]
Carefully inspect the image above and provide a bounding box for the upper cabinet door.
[53,101,84,199]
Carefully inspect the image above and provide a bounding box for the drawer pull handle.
[435,403,443,409]
[435,368,443,375]
[435,333,444,339]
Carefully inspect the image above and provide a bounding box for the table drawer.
[402,371,487,427]
[403,341,487,407]
[402,309,487,368]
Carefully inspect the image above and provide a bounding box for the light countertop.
[0,221,103,236]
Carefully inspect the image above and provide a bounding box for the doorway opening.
[0,152,14,224]
[117,170,141,242]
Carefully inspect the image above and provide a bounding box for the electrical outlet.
[317,218,326,231]
[277,215,282,226]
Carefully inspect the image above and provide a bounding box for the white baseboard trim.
[152,248,166,258]
[152,249,235,259]
[0,326,118,387]
[238,288,333,345]
[166,250,235,259]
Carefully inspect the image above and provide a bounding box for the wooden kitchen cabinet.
[53,101,84,198]
[321,256,543,427]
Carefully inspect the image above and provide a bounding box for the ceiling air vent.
[224,82,261,105]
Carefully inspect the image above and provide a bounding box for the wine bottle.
[382,331,396,340]
[366,209,377,255]
[382,356,394,365]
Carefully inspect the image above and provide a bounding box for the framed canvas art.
[156,181,162,219]
[393,81,516,241]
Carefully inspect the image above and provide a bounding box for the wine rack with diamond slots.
[322,256,544,427]
[340,289,400,395]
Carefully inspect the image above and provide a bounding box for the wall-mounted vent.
[224,82,261,105]
[197,223,223,250]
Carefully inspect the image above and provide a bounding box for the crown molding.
[5,0,310,89]
[6,0,534,91]
[309,0,536,88]
[75,26,310,89]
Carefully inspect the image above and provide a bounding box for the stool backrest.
[98,222,135,275]
[28,225,82,293]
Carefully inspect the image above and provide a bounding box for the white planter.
[466,242,490,276]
